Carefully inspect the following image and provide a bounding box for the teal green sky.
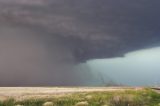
[87,47,160,86]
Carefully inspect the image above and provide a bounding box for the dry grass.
[0,87,134,101]
[0,87,159,106]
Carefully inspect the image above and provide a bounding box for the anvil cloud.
[0,0,160,86]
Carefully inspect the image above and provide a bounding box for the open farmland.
[0,87,159,106]
[0,87,134,101]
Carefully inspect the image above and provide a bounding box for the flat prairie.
[0,87,137,101]
[0,87,159,106]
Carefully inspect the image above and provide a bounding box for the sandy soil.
[0,87,141,101]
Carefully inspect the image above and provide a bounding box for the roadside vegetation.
[0,88,160,106]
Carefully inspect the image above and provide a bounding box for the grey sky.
[0,0,160,86]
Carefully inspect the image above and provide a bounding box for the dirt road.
[151,87,160,93]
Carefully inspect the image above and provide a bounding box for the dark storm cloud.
[0,0,160,85]
[1,0,160,61]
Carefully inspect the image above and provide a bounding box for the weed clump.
[109,95,143,106]
[43,102,54,106]
[75,101,89,106]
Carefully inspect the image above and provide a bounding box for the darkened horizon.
[0,0,160,86]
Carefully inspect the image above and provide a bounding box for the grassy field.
[0,88,160,106]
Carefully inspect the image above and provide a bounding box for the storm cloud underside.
[0,0,160,86]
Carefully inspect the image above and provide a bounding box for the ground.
[0,87,159,106]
